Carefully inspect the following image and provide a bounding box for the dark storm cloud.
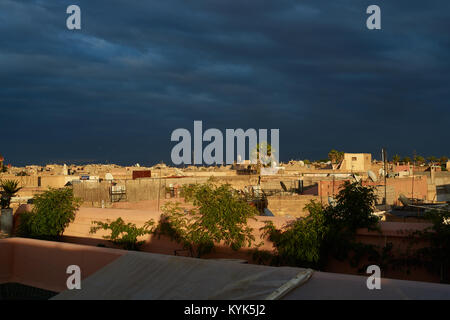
[0,0,449,165]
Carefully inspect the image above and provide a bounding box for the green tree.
[90,218,156,251]
[427,156,438,165]
[402,156,411,164]
[414,155,425,165]
[257,181,380,270]
[439,156,448,165]
[328,149,344,164]
[158,181,258,258]
[258,201,329,268]
[251,142,276,167]
[17,188,81,240]
[0,180,22,209]
[392,154,401,164]
[329,181,379,233]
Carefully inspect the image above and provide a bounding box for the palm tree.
[392,154,401,164]
[0,180,22,209]
[251,142,275,167]
[414,155,425,165]
[328,149,344,164]
[402,156,411,164]
[427,156,438,165]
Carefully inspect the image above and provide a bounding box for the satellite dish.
[399,194,411,206]
[298,161,305,167]
[263,208,275,216]
[368,170,377,182]
[328,196,337,207]
[105,173,114,181]
[280,181,288,192]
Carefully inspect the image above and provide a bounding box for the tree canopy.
[158,180,258,258]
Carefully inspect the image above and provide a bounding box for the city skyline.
[1,0,449,166]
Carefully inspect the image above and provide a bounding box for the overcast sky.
[1,0,449,166]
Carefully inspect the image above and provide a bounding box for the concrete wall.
[10,206,443,283]
[318,176,429,205]
[342,153,371,172]
[326,222,439,283]
[63,208,440,283]
[414,171,450,202]
[0,238,126,292]
[73,175,299,207]
[267,195,320,217]
[0,175,39,188]
[1,238,447,297]
[73,179,168,206]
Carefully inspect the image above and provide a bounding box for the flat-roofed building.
[341,153,372,172]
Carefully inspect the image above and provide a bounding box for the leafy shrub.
[258,201,328,268]
[157,181,258,258]
[17,188,81,240]
[90,218,156,251]
[257,181,380,270]
[329,181,379,232]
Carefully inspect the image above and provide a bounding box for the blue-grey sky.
[1,0,449,166]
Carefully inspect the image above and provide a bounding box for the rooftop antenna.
[382,148,387,211]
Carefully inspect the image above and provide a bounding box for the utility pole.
[157,164,162,211]
[382,148,387,211]
[412,151,416,201]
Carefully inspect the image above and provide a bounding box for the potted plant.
[0,180,22,235]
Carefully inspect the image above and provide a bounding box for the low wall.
[267,195,320,217]
[60,207,288,259]
[2,238,448,298]
[326,222,440,283]
[318,176,429,204]
[0,238,125,292]
[11,206,441,283]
